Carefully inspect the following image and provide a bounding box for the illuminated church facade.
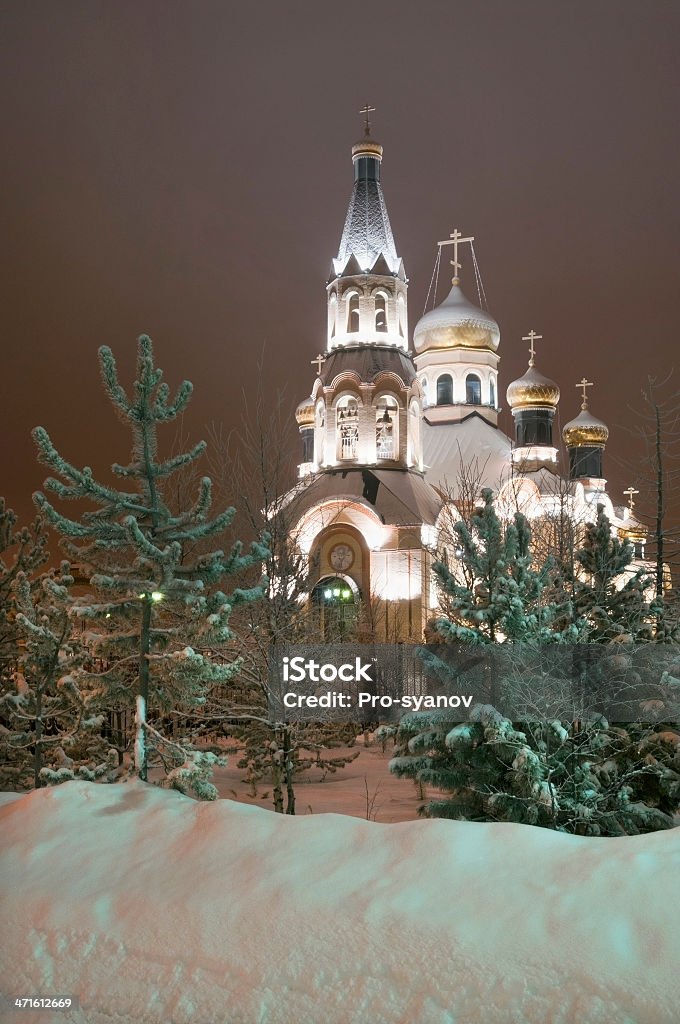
[284,118,646,641]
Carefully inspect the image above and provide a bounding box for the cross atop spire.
[438,228,474,284]
[359,103,376,137]
[522,330,542,368]
[576,377,593,409]
[623,486,639,512]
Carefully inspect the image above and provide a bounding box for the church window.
[421,377,428,408]
[407,399,420,467]
[436,374,453,406]
[375,293,388,333]
[489,377,496,408]
[375,397,398,460]
[397,294,405,337]
[346,292,360,333]
[337,397,359,460]
[329,293,337,339]
[466,374,482,405]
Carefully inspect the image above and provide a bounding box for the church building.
[284,115,645,641]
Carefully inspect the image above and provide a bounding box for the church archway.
[311,575,360,640]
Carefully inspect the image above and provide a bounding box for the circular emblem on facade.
[329,542,354,571]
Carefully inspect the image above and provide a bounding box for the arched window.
[346,292,360,333]
[397,294,405,338]
[420,377,428,408]
[329,293,337,339]
[489,377,496,408]
[374,293,388,333]
[408,399,420,468]
[375,396,399,460]
[466,373,482,405]
[336,396,359,461]
[437,374,453,406]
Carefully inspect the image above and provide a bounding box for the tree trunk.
[33,682,43,788]
[138,596,152,781]
[284,725,296,815]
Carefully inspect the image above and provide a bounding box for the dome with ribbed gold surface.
[507,365,560,410]
[563,408,609,447]
[295,396,315,427]
[413,282,500,354]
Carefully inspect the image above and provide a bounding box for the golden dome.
[295,397,315,427]
[351,138,384,162]
[506,365,560,410]
[413,282,500,353]
[562,407,609,447]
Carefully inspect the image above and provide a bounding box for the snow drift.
[1,781,679,1024]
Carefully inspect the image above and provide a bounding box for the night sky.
[2,1,679,532]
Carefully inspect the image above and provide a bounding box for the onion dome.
[507,365,560,410]
[562,407,609,447]
[295,397,315,428]
[413,282,500,354]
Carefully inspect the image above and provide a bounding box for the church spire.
[332,108,402,279]
[326,112,408,352]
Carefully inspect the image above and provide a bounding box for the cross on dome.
[577,377,594,409]
[311,353,326,375]
[623,486,639,511]
[438,229,474,284]
[522,330,543,368]
[359,103,376,137]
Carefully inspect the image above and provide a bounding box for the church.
[283,114,645,641]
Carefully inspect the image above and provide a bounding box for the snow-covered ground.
[1,781,679,1024]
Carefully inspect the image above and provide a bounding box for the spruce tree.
[31,335,267,799]
[574,504,654,641]
[0,499,48,685]
[0,564,116,790]
[390,494,679,834]
[431,488,575,646]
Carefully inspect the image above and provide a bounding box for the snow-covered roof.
[334,176,399,276]
[287,467,442,526]
[422,414,512,497]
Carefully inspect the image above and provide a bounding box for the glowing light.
[333,588,341,597]
[342,589,351,599]
[151,591,164,602]
[324,589,332,599]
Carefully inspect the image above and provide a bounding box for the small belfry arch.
[335,392,361,461]
[374,393,399,461]
[345,290,360,334]
[374,290,389,333]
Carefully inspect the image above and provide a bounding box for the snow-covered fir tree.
[31,335,267,799]
[390,702,679,835]
[0,498,48,686]
[430,488,576,645]
[0,564,116,790]
[574,503,655,642]
[391,493,680,834]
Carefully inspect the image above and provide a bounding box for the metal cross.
[311,353,326,375]
[623,486,639,511]
[438,229,474,283]
[522,330,543,367]
[359,104,376,137]
[576,377,594,408]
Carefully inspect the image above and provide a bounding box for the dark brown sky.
[1,0,679,531]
